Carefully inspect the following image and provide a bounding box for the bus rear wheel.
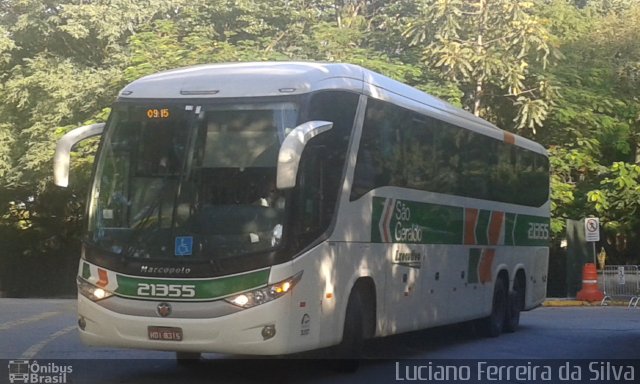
[480,277,507,338]
[504,275,524,333]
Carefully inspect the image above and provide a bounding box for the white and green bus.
[54,62,549,361]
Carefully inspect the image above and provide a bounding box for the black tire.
[333,289,365,373]
[480,277,507,338]
[504,276,524,333]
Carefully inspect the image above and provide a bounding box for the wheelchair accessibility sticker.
[175,236,193,256]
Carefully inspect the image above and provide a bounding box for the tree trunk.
[473,0,488,117]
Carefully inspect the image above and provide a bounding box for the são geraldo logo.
[377,199,424,244]
[7,360,72,384]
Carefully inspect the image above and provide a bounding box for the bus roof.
[118,62,545,154]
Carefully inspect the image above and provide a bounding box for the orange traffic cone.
[576,263,604,302]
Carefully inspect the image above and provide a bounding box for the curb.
[543,299,631,307]
[543,300,595,307]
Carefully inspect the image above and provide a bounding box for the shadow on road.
[75,322,490,384]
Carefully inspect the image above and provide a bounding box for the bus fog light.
[78,316,87,331]
[261,325,276,340]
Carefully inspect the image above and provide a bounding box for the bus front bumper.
[77,294,292,355]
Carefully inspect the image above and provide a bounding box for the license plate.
[148,326,183,341]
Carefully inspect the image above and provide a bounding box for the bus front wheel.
[333,289,366,372]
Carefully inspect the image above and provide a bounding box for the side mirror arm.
[53,123,105,187]
[276,121,333,190]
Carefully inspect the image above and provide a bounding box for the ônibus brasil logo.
[7,360,72,384]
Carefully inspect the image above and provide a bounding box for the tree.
[0,0,188,295]
[537,0,640,261]
[403,0,558,134]
[2,0,640,292]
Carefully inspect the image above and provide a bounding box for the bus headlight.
[225,271,302,309]
[77,277,114,302]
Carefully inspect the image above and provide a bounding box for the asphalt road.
[1,298,640,383]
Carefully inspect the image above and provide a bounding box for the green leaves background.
[1,0,639,294]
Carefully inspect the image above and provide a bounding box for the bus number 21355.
[137,283,196,298]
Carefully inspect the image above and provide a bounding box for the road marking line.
[0,312,60,331]
[21,325,77,359]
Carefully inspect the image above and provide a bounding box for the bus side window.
[351,99,404,199]
[291,90,358,246]
[492,144,516,203]
[296,145,325,234]
[515,149,549,207]
[405,116,436,191]
[459,132,494,200]
[433,121,462,195]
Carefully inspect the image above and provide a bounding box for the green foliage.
[403,0,558,134]
[3,56,121,188]
[2,0,640,294]
[547,144,605,235]
[588,162,640,231]
[538,0,640,249]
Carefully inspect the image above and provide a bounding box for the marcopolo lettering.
[140,265,192,275]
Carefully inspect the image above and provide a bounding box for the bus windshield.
[87,101,299,260]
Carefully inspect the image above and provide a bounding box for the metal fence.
[599,265,640,307]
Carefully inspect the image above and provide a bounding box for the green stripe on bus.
[475,210,491,245]
[372,197,463,244]
[372,197,548,246]
[513,214,549,246]
[114,269,270,301]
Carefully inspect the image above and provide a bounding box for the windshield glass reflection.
[88,102,298,260]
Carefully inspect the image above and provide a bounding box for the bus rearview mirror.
[276,120,333,190]
[53,123,105,187]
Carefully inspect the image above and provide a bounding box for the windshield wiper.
[125,177,173,258]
